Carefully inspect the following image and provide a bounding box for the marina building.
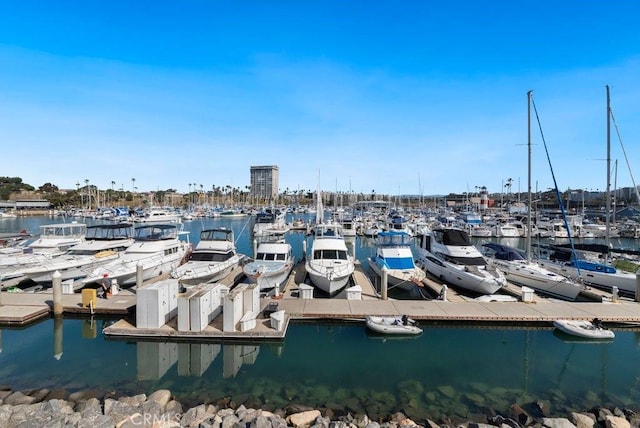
[250,165,279,202]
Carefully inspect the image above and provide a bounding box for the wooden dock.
[3,259,640,337]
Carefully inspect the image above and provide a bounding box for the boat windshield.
[435,229,471,246]
[135,225,178,240]
[190,251,234,262]
[313,249,348,260]
[200,229,232,241]
[256,252,288,261]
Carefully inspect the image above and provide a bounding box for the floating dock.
[2,259,640,338]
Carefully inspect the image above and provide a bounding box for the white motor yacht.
[306,222,355,296]
[415,227,505,295]
[171,228,244,286]
[80,223,190,288]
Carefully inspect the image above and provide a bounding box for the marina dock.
[1,260,639,338]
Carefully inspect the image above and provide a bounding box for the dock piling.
[52,271,63,316]
[381,265,388,300]
[136,262,144,288]
[636,270,640,303]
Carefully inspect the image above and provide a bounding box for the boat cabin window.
[200,229,231,241]
[442,254,486,266]
[191,251,233,262]
[435,229,471,246]
[313,249,348,260]
[136,225,178,240]
[276,253,287,261]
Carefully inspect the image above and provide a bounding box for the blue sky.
[1,1,639,198]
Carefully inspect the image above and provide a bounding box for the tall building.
[250,165,279,201]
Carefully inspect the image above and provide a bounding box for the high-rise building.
[250,165,279,201]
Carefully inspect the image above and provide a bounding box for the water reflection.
[53,315,63,360]
[2,319,640,418]
[136,341,272,380]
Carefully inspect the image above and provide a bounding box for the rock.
[287,409,322,428]
[511,404,532,426]
[424,419,440,428]
[181,404,213,427]
[4,391,36,405]
[77,413,118,428]
[77,397,102,414]
[541,417,577,428]
[42,398,75,415]
[252,414,274,428]
[389,412,408,424]
[104,399,142,425]
[0,405,12,426]
[29,388,50,402]
[45,388,69,401]
[148,389,172,409]
[165,399,183,417]
[352,413,370,428]
[118,393,147,407]
[487,414,521,428]
[221,413,240,428]
[571,412,596,428]
[605,415,631,428]
[0,390,11,401]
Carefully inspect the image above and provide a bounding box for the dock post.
[136,261,144,288]
[636,270,640,303]
[440,284,448,301]
[381,265,388,300]
[612,286,619,303]
[253,238,258,259]
[52,270,63,316]
[302,240,307,261]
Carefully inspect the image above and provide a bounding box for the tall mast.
[606,85,611,249]
[526,90,533,261]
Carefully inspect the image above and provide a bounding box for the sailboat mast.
[606,85,611,249]
[526,90,533,261]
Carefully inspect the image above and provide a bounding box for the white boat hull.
[306,260,352,295]
[418,253,504,295]
[553,319,615,340]
[365,316,422,335]
[171,255,243,286]
[243,260,294,291]
[537,260,637,296]
[488,259,583,301]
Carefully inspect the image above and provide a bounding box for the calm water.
[1,215,640,419]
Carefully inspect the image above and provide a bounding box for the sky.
[1,1,639,199]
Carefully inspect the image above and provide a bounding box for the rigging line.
[610,108,640,206]
[530,95,581,277]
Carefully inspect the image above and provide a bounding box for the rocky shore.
[0,385,637,428]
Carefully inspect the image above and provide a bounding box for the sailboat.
[305,186,355,296]
[532,86,638,297]
[482,90,583,301]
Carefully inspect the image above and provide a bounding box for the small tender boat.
[553,318,615,340]
[365,315,422,335]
